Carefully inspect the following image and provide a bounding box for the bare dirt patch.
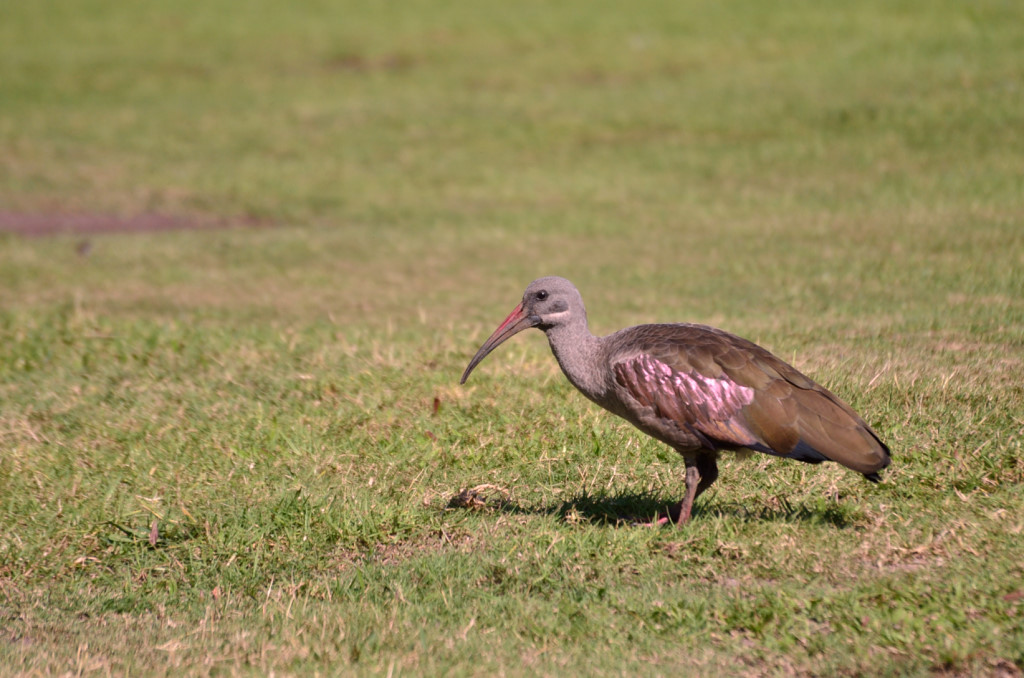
[0,212,268,237]
[330,528,479,574]
[322,50,419,74]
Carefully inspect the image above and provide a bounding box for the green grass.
[2,0,1023,675]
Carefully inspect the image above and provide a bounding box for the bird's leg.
[694,454,719,500]
[671,462,702,525]
[659,455,718,526]
[632,454,716,527]
[639,458,702,527]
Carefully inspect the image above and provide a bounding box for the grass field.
[2,0,1023,675]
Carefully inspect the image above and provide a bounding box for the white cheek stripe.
[540,310,572,324]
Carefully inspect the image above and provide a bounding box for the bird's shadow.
[481,490,857,529]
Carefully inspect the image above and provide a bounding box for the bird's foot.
[629,503,688,527]
[630,515,671,528]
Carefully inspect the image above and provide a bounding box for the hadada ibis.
[460,276,891,525]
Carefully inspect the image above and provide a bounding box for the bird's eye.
[536,290,548,301]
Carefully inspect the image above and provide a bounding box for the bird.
[460,276,891,525]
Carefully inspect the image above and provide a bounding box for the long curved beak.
[460,303,540,384]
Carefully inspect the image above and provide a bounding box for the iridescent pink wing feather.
[613,353,763,451]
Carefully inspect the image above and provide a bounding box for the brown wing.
[610,324,891,477]
[613,352,765,452]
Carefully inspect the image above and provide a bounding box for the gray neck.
[543,318,608,403]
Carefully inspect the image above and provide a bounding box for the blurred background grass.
[2,0,1020,322]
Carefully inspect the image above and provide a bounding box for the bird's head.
[460,276,584,384]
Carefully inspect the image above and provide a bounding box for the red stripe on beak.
[460,302,538,384]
